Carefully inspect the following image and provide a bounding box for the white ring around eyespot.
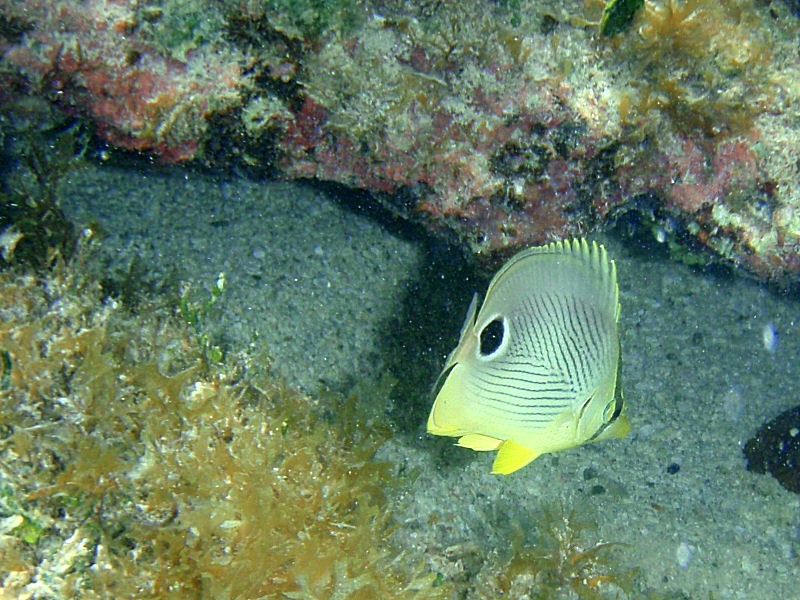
[475,314,509,361]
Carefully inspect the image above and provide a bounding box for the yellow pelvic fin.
[457,433,503,452]
[491,439,542,475]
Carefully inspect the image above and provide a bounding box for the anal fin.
[457,433,502,452]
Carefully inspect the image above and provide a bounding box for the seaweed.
[614,0,773,137]
[518,506,636,598]
[178,272,226,366]
[471,503,637,599]
[0,257,447,598]
[601,0,645,37]
[0,96,86,269]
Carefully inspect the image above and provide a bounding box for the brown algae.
[0,258,444,598]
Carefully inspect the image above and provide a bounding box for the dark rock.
[589,484,606,496]
[743,405,800,494]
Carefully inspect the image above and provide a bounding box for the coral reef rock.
[744,404,800,494]
[4,1,800,282]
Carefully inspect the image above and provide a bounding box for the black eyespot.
[479,318,505,356]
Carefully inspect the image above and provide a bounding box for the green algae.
[600,0,644,37]
[178,272,226,366]
[136,1,227,61]
[224,0,368,43]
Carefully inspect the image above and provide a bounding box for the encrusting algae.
[0,252,446,598]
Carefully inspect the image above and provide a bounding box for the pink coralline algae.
[1,1,243,162]
[3,1,800,283]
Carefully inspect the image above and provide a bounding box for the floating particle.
[762,322,778,353]
[675,541,693,569]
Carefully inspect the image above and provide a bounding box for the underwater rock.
[743,405,800,494]
[781,0,800,17]
[4,1,800,283]
[0,1,243,162]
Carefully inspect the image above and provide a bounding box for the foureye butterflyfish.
[427,239,628,475]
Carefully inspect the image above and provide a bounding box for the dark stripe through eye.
[480,318,505,356]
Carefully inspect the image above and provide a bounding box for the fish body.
[427,239,628,475]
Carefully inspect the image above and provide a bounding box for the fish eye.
[479,317,505,356]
